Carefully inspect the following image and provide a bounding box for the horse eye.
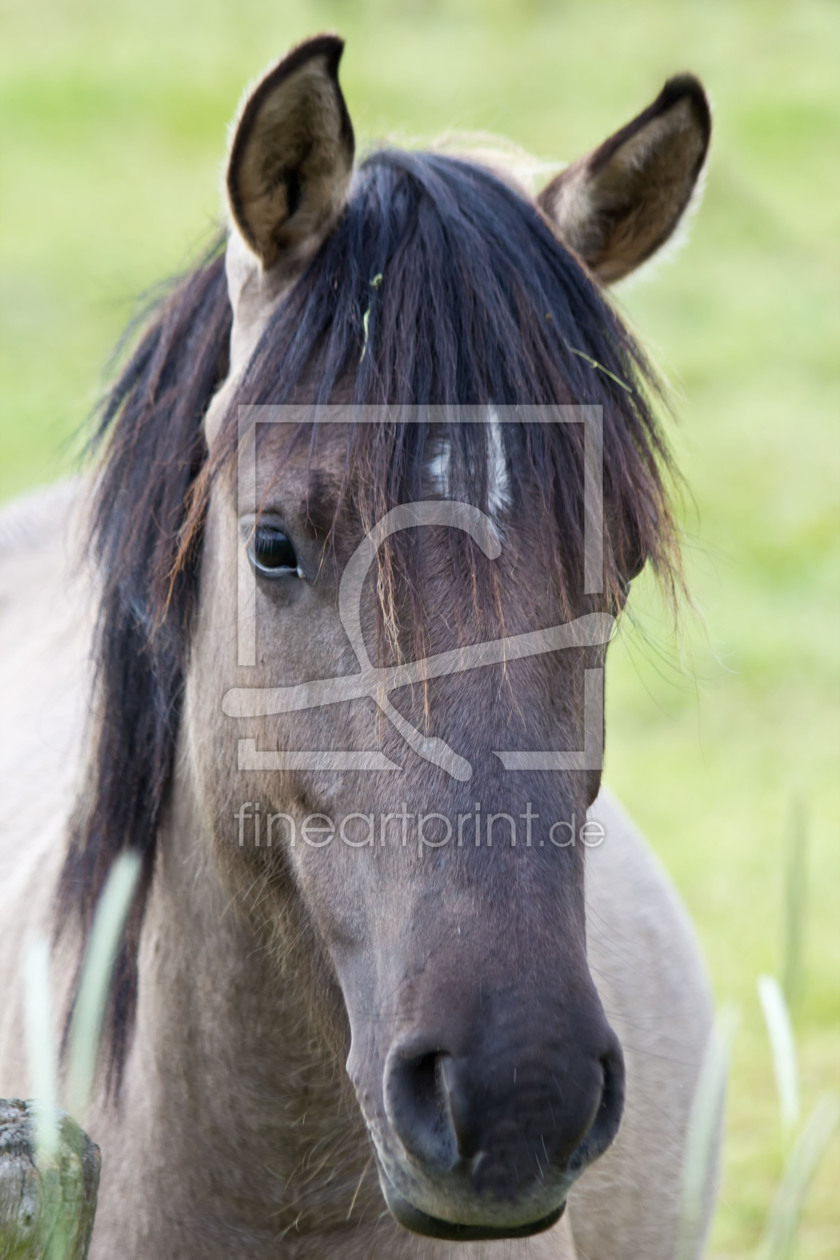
[248,525,298,577]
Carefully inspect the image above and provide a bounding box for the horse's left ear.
[538,75,711,284]
[226,35,354,271]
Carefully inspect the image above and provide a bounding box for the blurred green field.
[1,0,838,1255]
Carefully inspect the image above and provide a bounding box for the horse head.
[65,35,710,1242]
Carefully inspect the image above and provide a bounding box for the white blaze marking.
[486,408,511,516]
[428,408,511,520]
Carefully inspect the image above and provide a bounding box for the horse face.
[186,37,709,1240]
[189,420,624,1238]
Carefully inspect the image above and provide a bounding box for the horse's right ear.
[226,35,354,271]
[538,75,711,284]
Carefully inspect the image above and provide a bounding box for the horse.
[0,35,719,1259]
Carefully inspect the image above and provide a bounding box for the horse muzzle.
[349,1005,625,1239]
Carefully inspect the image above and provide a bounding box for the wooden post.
[0,1100,100,1260]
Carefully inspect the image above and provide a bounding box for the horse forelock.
[58,145,682,1089]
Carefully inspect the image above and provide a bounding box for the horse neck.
[111,749,378,1252]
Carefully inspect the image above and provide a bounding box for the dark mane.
[56,245,231,1083]
[58,149,679,1086]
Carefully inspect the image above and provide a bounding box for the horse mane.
[57,148,680,1089]
[56,243,231,1085]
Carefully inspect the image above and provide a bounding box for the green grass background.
[1,0,838,1254]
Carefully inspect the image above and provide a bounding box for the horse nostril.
[383,1030,625,1189]
[568,1041,626,1175]
[384,1045,459,1171]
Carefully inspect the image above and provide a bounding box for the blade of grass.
[758,974,800,1138]
[23,934,60,1164]
[65,852,141,1120]
[757,1093,840,1260]
[782,798,807,1013]
[675,1004,738,1259]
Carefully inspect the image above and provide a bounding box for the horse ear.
[226,35,354,271]
[538,75,711,284]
